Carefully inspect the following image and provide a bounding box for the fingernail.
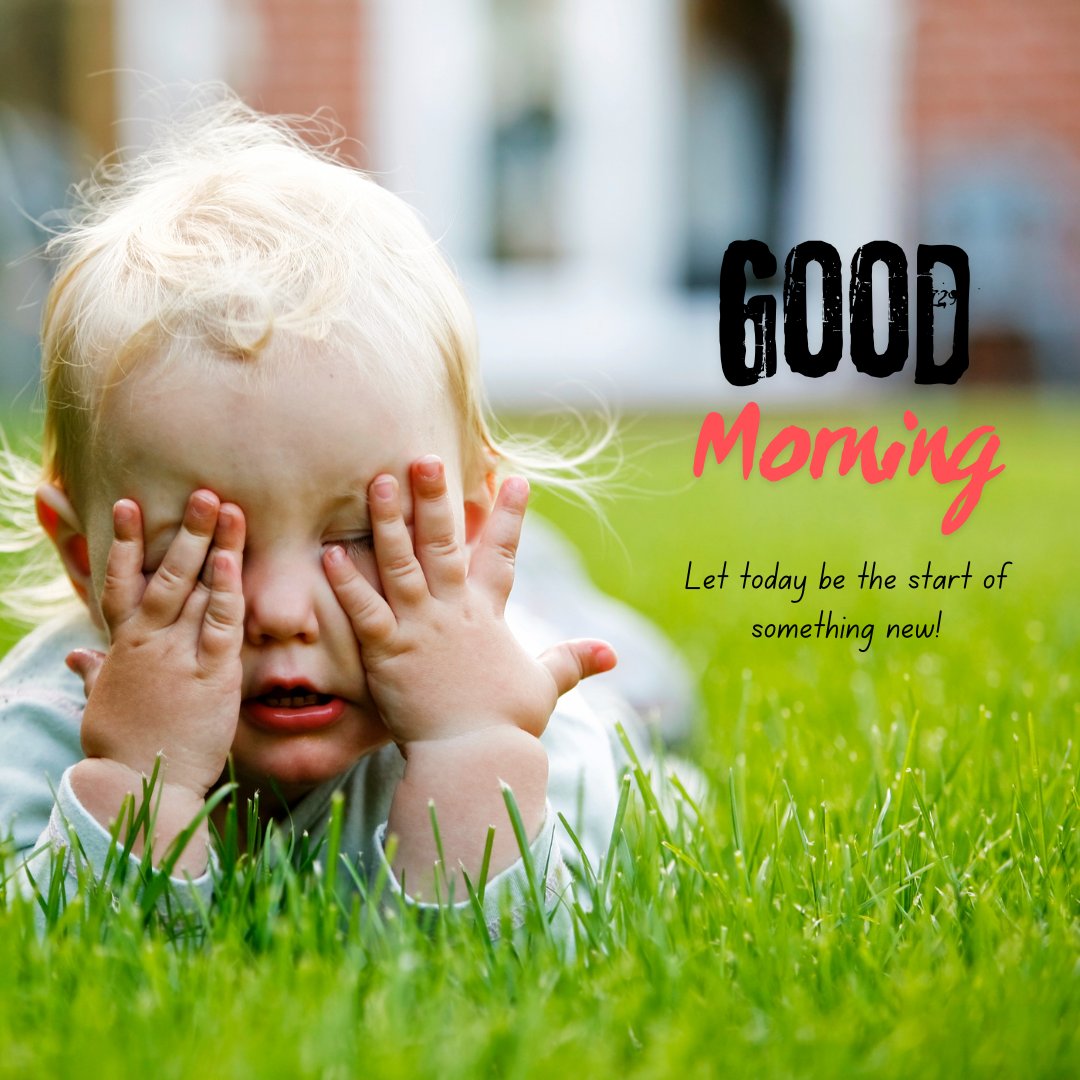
[594,644,617,668]
[417,456,441,481]
[191,493,215,516]
[372,476,395,500]
[505,477,529,499]
[114,501,133,526]
[325,544,347,565]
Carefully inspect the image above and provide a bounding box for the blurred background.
[1,0,1078,408]
[0,0,1077,840]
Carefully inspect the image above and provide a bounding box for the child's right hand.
[66,491,246,800]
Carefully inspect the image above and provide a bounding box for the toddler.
[0,91,695,934]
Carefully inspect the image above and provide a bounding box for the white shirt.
[0,603,649,938]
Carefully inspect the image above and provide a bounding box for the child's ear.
[463,469,497,546]
[35,483,92,603]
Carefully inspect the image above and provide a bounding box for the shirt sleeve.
[13,764,217,935]
[366,685,644,948]
[372,798,575,945]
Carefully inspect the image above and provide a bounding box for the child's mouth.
[243,687,345,733]
[260,690,332,708]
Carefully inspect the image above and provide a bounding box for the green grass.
[1,393,1078,1078]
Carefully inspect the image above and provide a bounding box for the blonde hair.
[0,85,613,626]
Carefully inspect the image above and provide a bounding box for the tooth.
[261,690,324,708]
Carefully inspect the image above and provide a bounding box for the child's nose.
[243,560,320,645]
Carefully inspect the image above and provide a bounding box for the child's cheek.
[83,532,115,626]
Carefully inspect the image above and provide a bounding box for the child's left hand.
[322,456,616,748]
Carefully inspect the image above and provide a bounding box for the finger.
[139,491,220,625]
[467,477,528,611]
[197,549,246,667]
[65,648,107,700]
[181,574,214,633]
[324,543,396,643]
[99,500,146,629]
[411,456,466,596]
[214,503,246,551]
[538,639,618,698]
[200,502,246,585]
[183,502,247,635]
[369,475,428,607]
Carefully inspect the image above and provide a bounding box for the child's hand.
[323,456,616,748]
[66,492,246,799]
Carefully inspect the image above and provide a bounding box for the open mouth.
[243,686,345,733]
[259,689,334,708]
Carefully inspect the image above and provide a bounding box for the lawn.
[1,392,1077,1078]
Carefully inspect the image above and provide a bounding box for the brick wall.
[907,0,1080,381]
[246,0,366,165]
[909,0,1080,153]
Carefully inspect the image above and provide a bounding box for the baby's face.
[81,345,481,803]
